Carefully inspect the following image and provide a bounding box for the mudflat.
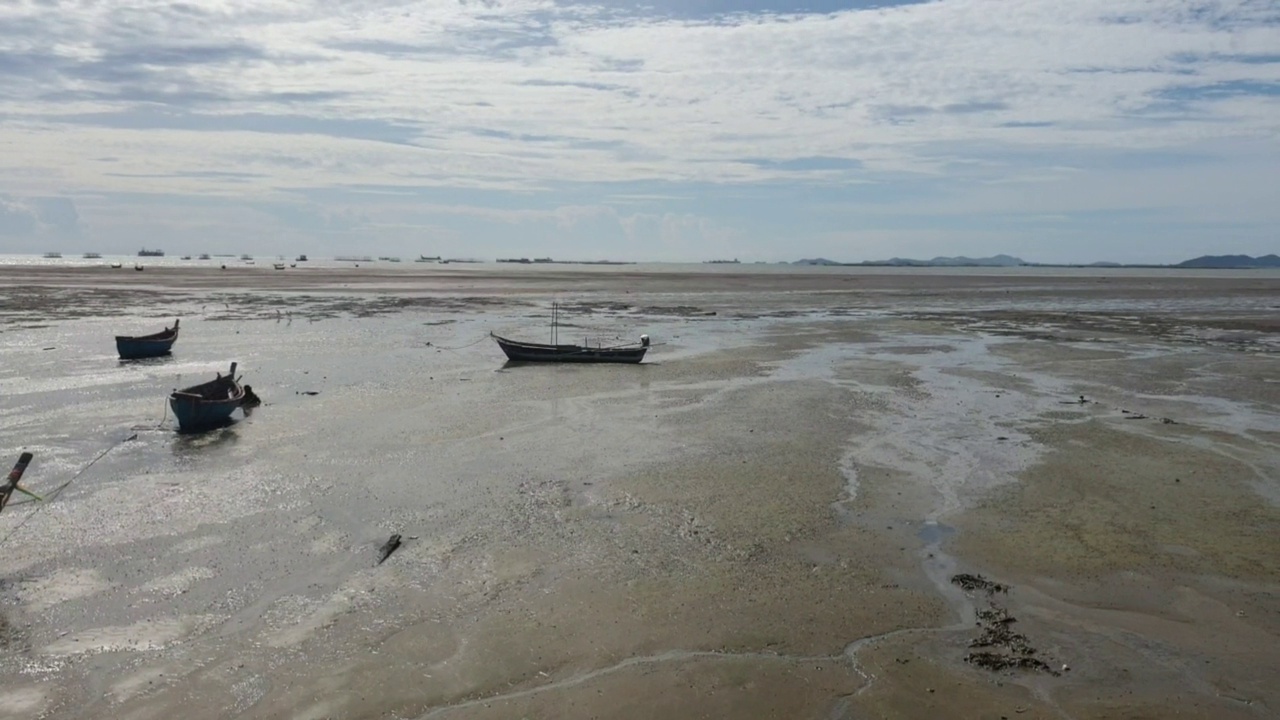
[0,264,1277,719]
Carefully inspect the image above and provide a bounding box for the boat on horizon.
[83,252,102,259]
[199,253,211,260]
[169,362,257,433]
[138,248,164,257]
[180,255,192,260]
[115,319,179,360]
[416,255,441,262]
[43,252,62,258]
[491,303,650,364]
[296,254,308,262]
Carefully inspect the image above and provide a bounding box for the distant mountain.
[865,254,1027,267]
[1175,254,1280,269]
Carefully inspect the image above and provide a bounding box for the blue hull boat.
[169,362,255,432]
[116,319,179,359]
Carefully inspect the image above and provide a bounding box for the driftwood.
[377,534,403,565]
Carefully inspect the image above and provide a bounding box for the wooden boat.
[169,362,255,432]
[273,263,286,270]
[491,303,649,364]
[115,319,179,359]
[491,334,649,363]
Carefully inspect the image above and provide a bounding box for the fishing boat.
[491,302,650,364]
[138,248,164,257]
[115,319,179,359]
[109,261,123,269]
[43,252,62,258]
[296,254,308,262]
[169,362,256,432]
[273,263,286,270]
[198,253,211,260]
[83,252,102,259]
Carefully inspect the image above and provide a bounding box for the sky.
[0,0,1278,264]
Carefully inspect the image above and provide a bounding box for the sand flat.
[0,264,1276,718]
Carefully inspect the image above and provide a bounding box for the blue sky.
[1,0,1278,263]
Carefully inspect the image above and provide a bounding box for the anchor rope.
[0,382,174,547]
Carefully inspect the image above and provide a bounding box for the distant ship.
[43,252,62,258]
[240,254,252,261]
[704,258,740,264]
[180,255,192,260]
[296,254,308,262]
[416,255,441,262]
[198,253,211,260]
[138,248,164,257]
[83,252,102,259]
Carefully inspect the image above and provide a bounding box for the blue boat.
[169,362,256,432]
[115,319,179,359]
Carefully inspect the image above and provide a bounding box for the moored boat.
[115,319,179,359]
[491,334,649,363]
[169,362,257,432]
[491,302,650,364]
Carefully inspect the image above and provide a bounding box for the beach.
[1,262,1277,719]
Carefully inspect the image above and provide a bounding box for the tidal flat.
[1,264,1277,719]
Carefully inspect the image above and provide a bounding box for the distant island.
[1174,254,1280,268]
[793,254,1280,269]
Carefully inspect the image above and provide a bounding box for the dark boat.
[169,362,256,432]
[491,302,649,364]
[115,319,179,359]
[491,335,649,363]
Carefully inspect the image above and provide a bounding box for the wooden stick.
[1,452,37,514]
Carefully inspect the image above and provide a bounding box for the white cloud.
[0,0,1276,198]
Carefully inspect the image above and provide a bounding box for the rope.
[0,434,135,547]
[426,335,490,351]
[0,383,171,547]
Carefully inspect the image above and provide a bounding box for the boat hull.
[169,395,241,432]
[116,338,176,359]
[493,335,647,364]
[115,321,179,359]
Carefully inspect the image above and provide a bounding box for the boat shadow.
[498,360,654,370]
[170,423,241,452]
[117,355,175,367]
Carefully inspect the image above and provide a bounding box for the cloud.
[0,0,1277,260]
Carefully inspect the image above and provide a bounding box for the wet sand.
[1,265,1277,719]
